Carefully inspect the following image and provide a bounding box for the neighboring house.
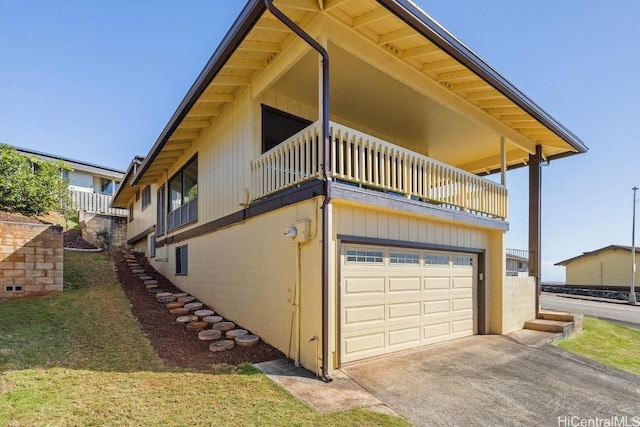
[506,249,529,277]
[555,245,635,287]
[13,146,126,215]
[112,0,587,377]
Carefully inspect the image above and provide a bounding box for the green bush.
[0,144,72,216]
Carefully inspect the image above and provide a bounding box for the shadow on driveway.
[342,335,640,427]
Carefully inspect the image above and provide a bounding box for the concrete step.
[539,311,584,335]
[523,319,573,335]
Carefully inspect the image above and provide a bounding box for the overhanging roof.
[555,245,633,266]
[132,0,588,185]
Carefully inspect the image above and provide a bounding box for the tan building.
[113,0,587,377]
[555,245,636,287]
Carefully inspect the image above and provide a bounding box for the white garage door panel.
[341,244,477,363]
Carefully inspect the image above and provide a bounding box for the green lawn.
[0,251,408,427]
[556,317,640,376]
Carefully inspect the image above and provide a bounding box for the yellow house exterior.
[556,245,636,287]
[113,0,586,378]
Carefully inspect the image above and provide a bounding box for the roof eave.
[132,0,266,186]
[377,0,588,155]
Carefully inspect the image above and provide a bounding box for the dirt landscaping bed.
[113,251,285,370]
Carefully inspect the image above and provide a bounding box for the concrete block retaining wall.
[80,211,127,249]
[0,221,63,297]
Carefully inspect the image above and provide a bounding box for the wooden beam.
[169,132,200,140]
[529,145,542,318]
[464,89,502,100]
[323,0,349,10]
[421,59,460,73]
[450,80,488,91]
[456,148,528,173]
[478,99,515,108]
[485,106,522,115]
[180,120,210,129]
[163,142,192,150]
[254,18,289,32]
[378,27,415,45]
[198,93,235,103]
[276,0,320,11]
[401,43,439,59]
[353,8,388,29]
[188,107,222,117]
[436,69,476,82]
[214,75,251,86]
[237,40,281,53]
[500,113,534,121]
[224,58,265,70]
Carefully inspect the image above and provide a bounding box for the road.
[541,293,640,327]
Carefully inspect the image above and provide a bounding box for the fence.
[70,190,127,216]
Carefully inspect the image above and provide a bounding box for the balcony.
[71,190,127,216]
[251,121,507,220]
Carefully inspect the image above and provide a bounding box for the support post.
[500,137,506,186]
[529,145,542,318]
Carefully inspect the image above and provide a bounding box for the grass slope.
[556,317,640,376]
[0,251,408,427]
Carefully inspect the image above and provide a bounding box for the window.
[100,178,115,195]
[141,185,151,210]
[157,185,166,235]
[128,203,134,222]
[390,252,419,265]
[346,249,383,264]
[176,245,188,275]
[168,157,198,231]
[262,105,312,153]
[425,254,449,266]
[149,235,156,258]
[453,256,473,267]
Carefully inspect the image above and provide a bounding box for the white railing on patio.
[250,121,508,219]
[71,190,128,216]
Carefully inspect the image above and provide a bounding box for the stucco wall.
[0,221,63,297]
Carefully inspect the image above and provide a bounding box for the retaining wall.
[80,211,127,249]
[0,221,63,297]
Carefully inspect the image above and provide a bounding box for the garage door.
[340,244,477,363]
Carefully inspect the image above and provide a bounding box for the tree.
[0,144,72,216]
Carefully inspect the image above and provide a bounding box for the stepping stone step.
[148,288,164,294]
[132,269,145,274]
[144,280,158,285]
[194,309,214,317]
[172,292,189,298]
[184,302,204,311]
[166,301,186,309]
[209,340,235,352]
[178,296,195,303]
[198,329,222,340]
[157,296,176,303]
[176,315,199,323]
[225,329,248,339]
[186,321,209,332]
[203,316,223,324]
[169,307,190,316]
[138,275,153,281]
[145,284,158,289]
[155,292,173,298]
[212,321,235,332]
[235,334,259,347]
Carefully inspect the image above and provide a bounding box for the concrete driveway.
[342,336,640,426]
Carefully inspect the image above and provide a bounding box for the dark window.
[176,245,188,275]
[149,235,156,258]
[141,185,151,210]
[261,105,312,153]
[168,157,198,231]
[128,203,134,222]
[100,178,115,195]
[157,185,166,235]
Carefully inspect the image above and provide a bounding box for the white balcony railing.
[71,190,128,216]
[251,121,507,219]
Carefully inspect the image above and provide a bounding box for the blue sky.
[2,1,639,281]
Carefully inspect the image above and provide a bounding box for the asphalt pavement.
[541,293,640,327]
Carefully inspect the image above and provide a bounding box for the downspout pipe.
[264,0,332,383]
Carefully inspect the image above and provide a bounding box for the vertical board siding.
[566,250,638,286]
[126,184,157,243]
